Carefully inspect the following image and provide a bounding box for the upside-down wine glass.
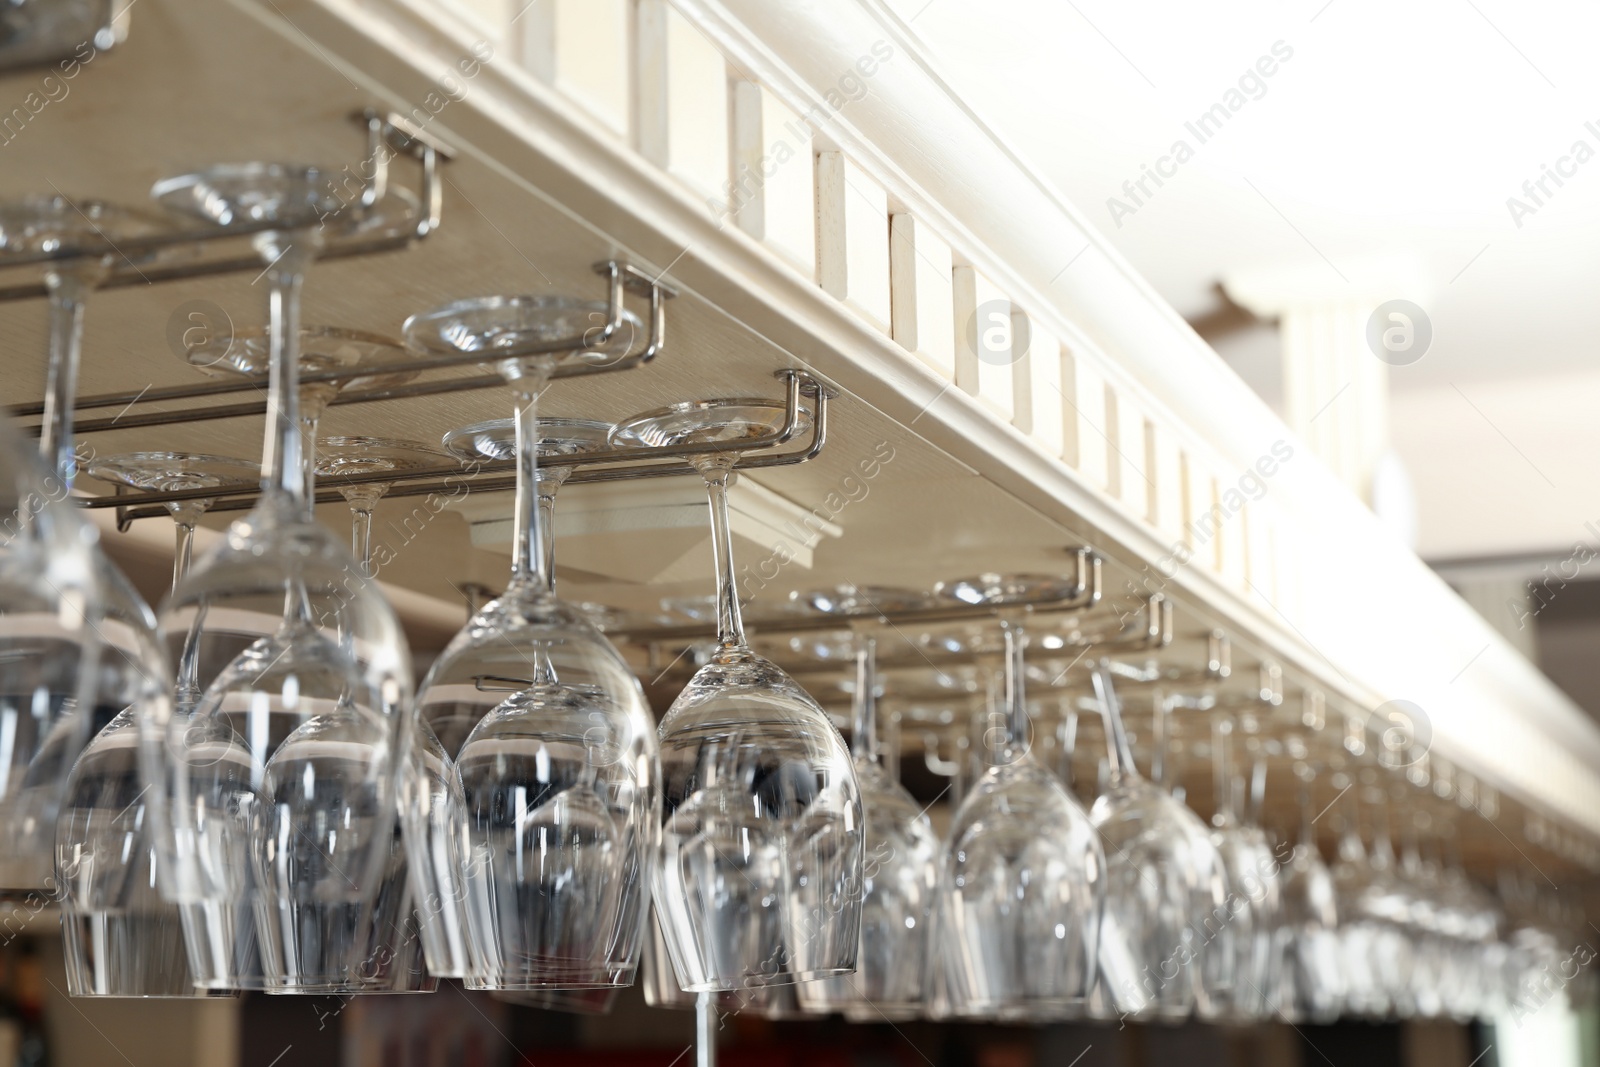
[1201,711,1283,1021]
[316,436,448,575]
[414,414,629,985]
[0,196,178,892]
[798,630,940,1020]
[930,579,1103,1021]
[183,326,422,501]
[405,296,658,990]
[20,219,183,984]
[146,164,417,993]
[611,394,863,991]
[317,435,458,996]
[1331,773,1415,1018]
[1089,662,1228,1021]
[184,332,429,994]
[1273,752,1342,1023]
[57,452,257,997]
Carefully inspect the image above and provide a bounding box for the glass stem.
[1297,767,1315,849]
[171,504,205,709]
[1212,716,1234,827]
[851,635,878,763]
[172,514,196,593]
[537,481,561,594]
[510,376,553,591]
[40,267,94,486]
[261,237,312,514]
[1151,691,1168,789]
[1091,662,1137,785]
[300,415,320,502]
[351,506,373,570]
[1001,621,1029,761]
[699,461,745,650]
[1248,756,1267,828]
[1057,697,1078,791]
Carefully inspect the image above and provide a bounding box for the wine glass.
[5,205,205,990]
[183,325,420,500]
[88,453,260,593]
[611,396,863,992]
[315,436,448,569]
[1272,757,1343,1023]
[928,579,1103,1021]
[1089,662,1228,1021]
[797,632,939,1021]
[405,414,619,984]
[405,296,657,990]
[55,452,256,997]
[144,165,416,993]
[1328,778,1412,1018]
[0,197,181,891]
[1200,712,1282,1021]
[181,346,432,996]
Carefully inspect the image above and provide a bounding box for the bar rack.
[89,367,831,529]
[618,548,1105,642]
[11,259,677,435]
[0,110,453,301]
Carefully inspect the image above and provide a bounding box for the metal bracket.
[83,367,831,523]
[14,258,672,434]
[0,106,454,301]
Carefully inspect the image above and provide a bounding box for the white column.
[1224,256,1429,510]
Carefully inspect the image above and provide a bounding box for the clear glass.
[611,399,863,993]
[933,615,1103,1020]
[1200,717,1282,1021]
[1088,664,1228,1022]
[406,298,657,990]
[408,414,624,984]
[8,199,198,992]
[798,635,939,1020]
[0,197,179,893]
[87,453,258,590]
[151,162,416,241]
[177,331,426,995]
[315,436,446,570]
[153,429,413,995]
[59,452,256,998]
[639,908,808,1020]
[1330,788,1415,1019]
[1272,771,1342,1023]
[144,168,417,994]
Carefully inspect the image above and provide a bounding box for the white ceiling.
[886,0,1600,558]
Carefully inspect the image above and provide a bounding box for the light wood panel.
[815,150,892,332]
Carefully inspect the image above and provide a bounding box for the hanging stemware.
[0,196,182,891]
[1200,710,1283,1021]
[1089,662,1228,1022]
[1273,753,1342,1023]
[315,436,448,571]
[55,452,257,998]
[405,296,658,990]
[413,414,626,984]
[929,578,1103,1021]
[611,390,863,991]
[144,164,417,993]
[797,630,940,1021]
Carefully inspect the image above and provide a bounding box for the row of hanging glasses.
[629,605,1593,1027]
[0,137,1590,1027]
[0,126,859,1010]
